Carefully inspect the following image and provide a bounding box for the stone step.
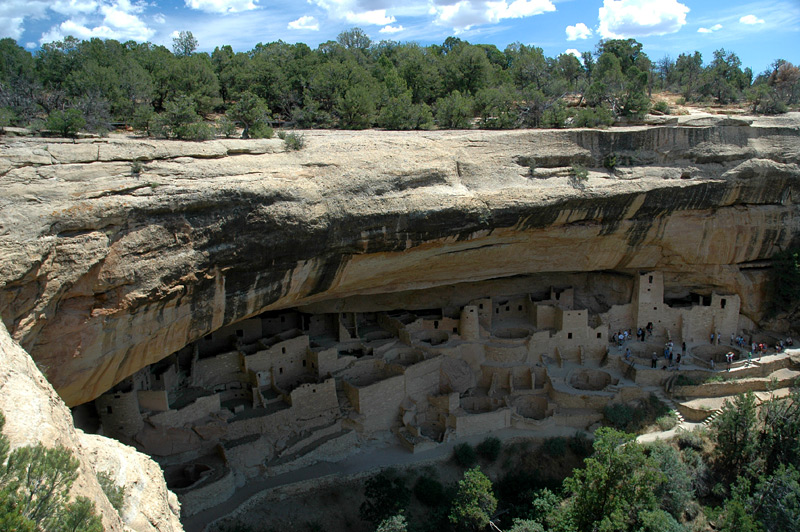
[703,409,723,425]
[652,390,685,424]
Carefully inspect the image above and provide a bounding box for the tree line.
[0,29,798,139]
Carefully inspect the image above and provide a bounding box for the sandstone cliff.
[1,114,799,406]
[0,320,183,531]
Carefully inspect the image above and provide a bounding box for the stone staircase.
[702,409,724,426]
[652,389,685,425]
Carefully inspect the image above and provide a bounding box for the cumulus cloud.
[697,23,722,33]
[184,0,258,13]
[50,0,100,16]
[739,14,765,24]
[379,24,404,33]
[0,1,50,39]
[39,0,154,44]
[598,0,689,38]
[565,22,592,40]
[565,48,582,60]
[430,0,556,31]
[288,15,320,30]
[345,9,395,25]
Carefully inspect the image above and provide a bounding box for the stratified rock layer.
[1,115,799,406]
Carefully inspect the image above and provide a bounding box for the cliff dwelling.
[3,115,800,530]
[84,271,774,517]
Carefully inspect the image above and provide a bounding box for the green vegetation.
[0,412,104,531]
[449,467,497,531]
[453,442,478,468]
[603,393,671,433]
[1,34,795,139]
[359,469,410,526]
[476,437,502,462]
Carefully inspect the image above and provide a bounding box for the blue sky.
[1,0,798,73]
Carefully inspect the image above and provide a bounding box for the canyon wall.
[1,114,799,406]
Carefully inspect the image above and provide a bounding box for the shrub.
[283,132,305,151]
[568,431,593,458]
[449,467,497,532]
[277,130,287,139]
[248,122,273,139]
[569,164,589,190]
[542,437,567,457]
[131,106,155,134]
[359,470,410,525]
[434,90,474,129]
[97,471,125,513]
[453,442,477,468]
[573,106,614,128]
[477,437,502,462]
[652,100,671,114]
[179,121,214,141]
[675,97,686,106]
[216,116,237,138]
[130,160,144,176]
[603,152,618,171]
[414,476,445,507]
[656,413,679,431]
[46,108,85,137]
[0,412,102,531]
[676,429,704,451]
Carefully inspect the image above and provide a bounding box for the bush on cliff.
[0,412,103,531]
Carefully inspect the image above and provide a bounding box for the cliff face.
[1,114,799,406]
[0,320,183,532]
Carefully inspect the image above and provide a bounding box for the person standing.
[651,351,658,368]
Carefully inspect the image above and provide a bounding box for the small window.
[303,360,307,367]
[506,306,510,311]
[312,388,316,393]
[495,308,499,314]
[721,298,727,309]
[282,347,286,354]
[279,367,283,374]
[568,332,573,339]
[236,329,244,338]
[649,275,653,283]
[479,303,484,309]
[311,363,315,369]
[470,308,475,313]
[434,321,439,329]
[518,305,522,311]
[106,406,113,414]
[597,332,602,339]
[453,327,458,333]
[647,288,651,292]
[654,307,657,310]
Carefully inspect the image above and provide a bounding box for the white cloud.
[598,0,689,38]
[153,13,166,24]
[0,1,50,39]
[25,42,37,48]
[50,1,99,16]
[565,22,592,40]
[379,24,404,33]
[739,14,765,24]
[430,0,555,31]
[345,9,395,25]
[184,0,258,14]
[697,23,722,33]
[288,15,320,31]
[39,0,154,44]
[565,48,582,59]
